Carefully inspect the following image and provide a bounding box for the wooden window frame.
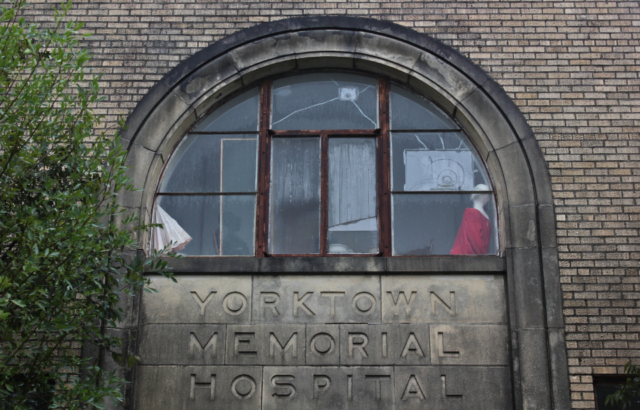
[255,77,392,257]
[155,73,496,258]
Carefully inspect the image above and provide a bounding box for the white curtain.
[152,205,192,253]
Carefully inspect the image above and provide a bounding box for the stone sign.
[135,274,512,409]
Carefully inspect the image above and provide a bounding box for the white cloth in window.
[404,150,474,191]
[152,205,192,253]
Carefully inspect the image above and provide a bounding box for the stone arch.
[120,17,568,410]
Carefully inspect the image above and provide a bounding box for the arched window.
[152,72,498,257]
[122,18,569,410]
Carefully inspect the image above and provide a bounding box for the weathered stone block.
[306,325,340,366]
[135,366,263,410]
[262,366,394,410]
[381,275,507,324]
[339,324,430,366]
[138,324,226,365]
[142,275,252,324]
[225,324,306,365]
[429,325,509,365]
[394,366,512,409]
[252,275,380,323]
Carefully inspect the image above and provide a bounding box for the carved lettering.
[233,333,257,356]
[347,375,353,401]
[293,292,315,316]
[386,291,417,316]
[271,375,296,399]
[189,332,217,358]
[401,333,425,358]
[348,333,369,357]
[430,291,455,316]
[438,332,460,357]
[352,292,376,315]
[310,333,335,356]
[223,292,247,316]
[382,332,388,358]
[313,375,331,399]
[260,292,281,318]
[191,291,216,315]
[231,375,256,400]
[320,291,345,316]
[441,375,462,399]
[401,375,426,401]
[269,332,298,358]
[190,374,215,401]
[365,375,391,401]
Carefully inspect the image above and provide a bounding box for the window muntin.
[159,134,258,193]
[152,72,498,257]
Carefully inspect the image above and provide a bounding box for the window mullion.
[257,80,272,257]
[378,78,391,257]
[320,133,329,256]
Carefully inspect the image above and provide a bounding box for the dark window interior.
[594,376,640,410]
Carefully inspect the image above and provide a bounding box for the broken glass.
[271,73,378,130]
[269,137,321,254]
[390,132,490,192]
[159,134,258,193]
[328,138,378,254]
[194,87,260,132]
[390,85,457,130]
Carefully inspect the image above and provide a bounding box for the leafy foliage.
[606,362,640,409]
[0,1,174,408]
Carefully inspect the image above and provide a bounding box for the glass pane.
[269,137,321,254]
[391,132,490,192]
[194,87,259,132]
[390,85,457,130]
[392,194,497,256]
[328,138,378,254]
[153,195,256,256]
[271,73,378,130]
[160,134,258,193]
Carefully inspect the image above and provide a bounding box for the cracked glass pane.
[392,194,497,256]
[269,137,321,254]
[390,85,457,130]
[271,73,378,130]
[159,134,258,193]
[328,138,379,254]
[390,132,490,192]
[194,87,260,132]
[155,195,256,256]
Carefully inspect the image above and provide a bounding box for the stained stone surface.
[136,274,512,409]
[135,366,263,410]
[143,275,252,323]
[381,274,507,324]
[262,366,394,410]
[252,275,381,323]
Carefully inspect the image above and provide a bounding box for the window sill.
[156,255,505,274]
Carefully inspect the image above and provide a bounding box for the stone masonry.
[19,0,640,408]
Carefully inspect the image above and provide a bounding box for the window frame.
[153,70,498,258]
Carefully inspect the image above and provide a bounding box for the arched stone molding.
[119,17,568,410]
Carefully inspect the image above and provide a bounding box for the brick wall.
[22,1,640,408]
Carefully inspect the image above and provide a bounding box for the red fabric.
[450,208,491,255]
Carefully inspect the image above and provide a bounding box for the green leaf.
[10,299,25,308]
